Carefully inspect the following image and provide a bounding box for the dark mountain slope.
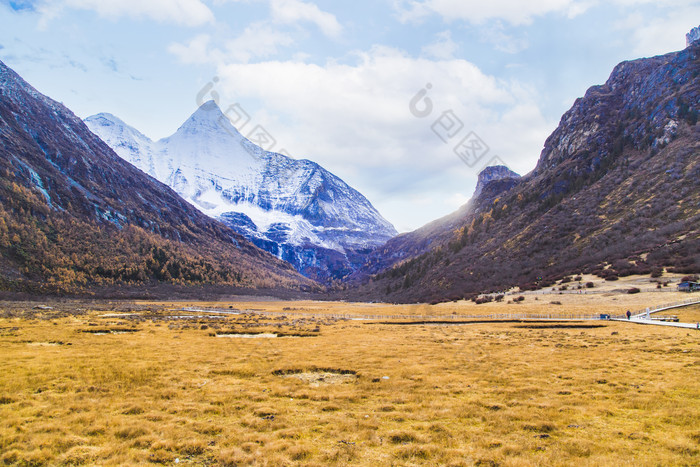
[357,166,521,278]
[0,59,312,294]
[352,43,700,303]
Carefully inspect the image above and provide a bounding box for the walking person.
[626,310,631,320]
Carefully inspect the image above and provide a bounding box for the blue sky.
[1,0,698,232]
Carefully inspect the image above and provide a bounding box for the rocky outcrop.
[687,25,700,47]
[473,165,521,198]
[533,42,699,197]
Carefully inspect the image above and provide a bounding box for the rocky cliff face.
[349,42,700,303]
[535,47,698,177]
[473,165,521,199]
[687,25,700,47]
[86,103,397,283]
[0,59,310,293]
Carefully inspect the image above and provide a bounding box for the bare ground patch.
[273,368,358,387]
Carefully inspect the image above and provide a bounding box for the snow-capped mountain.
[0,59,308,292]
[85,101,397,281]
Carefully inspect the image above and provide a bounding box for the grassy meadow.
[1,287,699,466]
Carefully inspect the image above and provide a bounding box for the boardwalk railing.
[513,287,678,296]
[187,308,605,322]
[182,298,700,323]
[631,297,700,319]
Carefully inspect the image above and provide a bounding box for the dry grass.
[672,305,700,323]
[1,292,699,466]
[134,276,696,319]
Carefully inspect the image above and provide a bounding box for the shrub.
[388,431,418,444]
[516,296,525,302]
[586,282,595,288]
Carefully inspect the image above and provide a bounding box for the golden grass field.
[1,285,699,466]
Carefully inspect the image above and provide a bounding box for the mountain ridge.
[349,43,700,303]
[85,102,397,283]
[0,59,312,294]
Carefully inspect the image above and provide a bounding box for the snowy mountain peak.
[85,113,157,177]
[198,99,221,112]
[90,112,125,125]
[175,100,243,139]
[87,113,151,141]
[86,104,397,282]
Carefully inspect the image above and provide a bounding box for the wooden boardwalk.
[612,297,700,329]
[612,318,700,329]
[184,307,605,322]
[182,297,700,329]
[631,297,700,319]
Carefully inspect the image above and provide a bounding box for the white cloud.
[270,0,342,37]
[210,0,343,37]
[395,0,585,25]
[225,22,295,62]
[168,34,219,64]
[421,30,459,59]
[208,46,553,229]
[616,4,700,56]
[478,21,530,54]
[40,0,215,27]
[168,0,341,64]
[169,23,296,64]
[608,0,697,6]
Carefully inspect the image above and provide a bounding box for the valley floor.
[1,289,699,466]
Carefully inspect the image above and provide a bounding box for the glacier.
[85,101,397,281]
